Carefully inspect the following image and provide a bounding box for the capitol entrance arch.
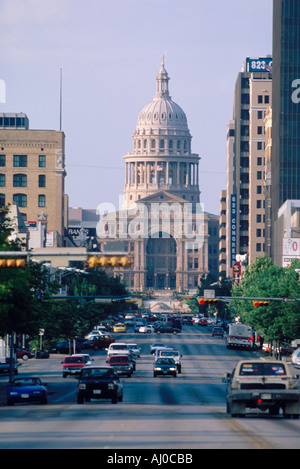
[146,233,177,289]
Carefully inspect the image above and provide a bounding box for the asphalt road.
[0,324,299,451]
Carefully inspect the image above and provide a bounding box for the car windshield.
[239,363,286,376]
[160,352,178,357]
[156,358,175,365]
[110,356,129,363]
[112,345,127,350]
[81,368,116,379]
[12,378,41,386]
[65,356,84,363]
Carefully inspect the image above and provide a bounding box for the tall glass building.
[272,0,300,259]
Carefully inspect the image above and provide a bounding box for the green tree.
[231,256,300,342]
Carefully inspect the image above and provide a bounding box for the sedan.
[212,327,224,337]
[154,325,181,335]
[113,323,127,333]
[153,358,177,378]
[7,377,47,405]
[16,348,35,360]
[139,325,155,334]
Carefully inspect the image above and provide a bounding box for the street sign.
[203,289,215,299]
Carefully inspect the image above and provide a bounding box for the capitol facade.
[97,59,218,291]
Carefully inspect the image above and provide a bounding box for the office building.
[0,113,67,246]
[272,0,300,264]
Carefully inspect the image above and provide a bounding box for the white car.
[292,348,300,368]
[127,343,141,357]
[85,330,105,339]
[150,343,168,355]
[139,325,155,334]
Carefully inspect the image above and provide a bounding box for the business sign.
[246,57,272,73]
[230,194,237,268]
[65,227,96,247]
[282,238,300,267]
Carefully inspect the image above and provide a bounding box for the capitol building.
[97,58,219,291]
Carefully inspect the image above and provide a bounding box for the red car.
[16,348,35,360]
[198,319,207,326]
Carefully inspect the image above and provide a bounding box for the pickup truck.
[223,359,300,419]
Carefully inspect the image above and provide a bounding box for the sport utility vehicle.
[77,366,123,404]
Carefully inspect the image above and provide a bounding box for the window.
[0,174,5,187]
[151,139,155,149]
[257,126,263,135]
[13,193,27,207]
[257,110,263,119]
[159,139,164,149]
[258,95,263,104]
[13,155,27,167]
[257,171,262,180]
[13,174,27,187]
[264,95,269,104]
[257,185,262,194]
[0,155,5,167]
[257,200,262,209]
[256,243,262,252]
[38,175,46,187]
[0,193,5,206]
[38,194,46,207]
[256,229,262,237]
[257,214,262,223]
[257,157,262,166]
[39,155,46,167]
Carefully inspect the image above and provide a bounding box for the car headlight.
[170,367,177,371]
[108,383,115,389]
[154,367,162,371]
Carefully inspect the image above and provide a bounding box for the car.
[150,343,167,354]
[72,354,93,365]
[139,325,155,334]
[158,349,182,373]
[198,319,208,326]
[106,342,131,360]
[113,323,127,333]
[6,377,47,405]
[85,331,105,340]
[81,334,115,350]
[77,366,123,404]
[0,357,18,375]
[154,324,181,335]
[212,327,224,337]
[52,340,82,354]
[108,355,133,377]
[181,316,193,325]
[280,342,297,356]
[62,355,87,378]
[292,348,300,368]
[124,314,136,326]
[127,343,141,357]
[153,357,177,378]
[134,321,145,332]
[16,348,35,360]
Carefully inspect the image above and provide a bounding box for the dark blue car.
[7,377,48,405]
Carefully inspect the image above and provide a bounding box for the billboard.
[246,57,272,73]
[282,238,300,267]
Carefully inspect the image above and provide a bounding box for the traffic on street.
[0,319,299,450]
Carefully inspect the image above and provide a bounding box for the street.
[0,324,299,450]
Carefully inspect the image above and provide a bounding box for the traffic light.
[253,300,270,307]
[88,256,132,269]
[0,258,26,268]
[198,298,219,305]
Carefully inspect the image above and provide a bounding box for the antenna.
[59,68,62,131]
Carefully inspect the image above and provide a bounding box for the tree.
[231,256,300,342]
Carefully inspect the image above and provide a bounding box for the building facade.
[272,0,300,263]
[0,113,67,247]
[97,59,218,291]
[223,58,272,277]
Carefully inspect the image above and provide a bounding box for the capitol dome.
[135,57,190,136]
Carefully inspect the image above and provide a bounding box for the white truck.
[223,359,300,418]
[226,323,253,349]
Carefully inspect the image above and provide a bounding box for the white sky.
[0,0,273,215]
